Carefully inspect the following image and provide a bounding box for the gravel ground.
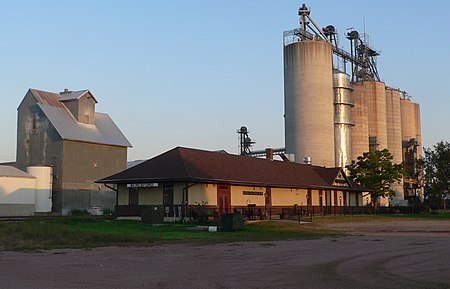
[1,219,449,289]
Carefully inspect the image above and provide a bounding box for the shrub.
[70,209,91,216]
[102,208,114,216]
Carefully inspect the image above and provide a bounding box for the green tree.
[346,149,403,209]
[419,141,450,210]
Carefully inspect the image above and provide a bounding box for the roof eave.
[96,177,367,192]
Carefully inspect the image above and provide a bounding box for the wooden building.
[16,89,131,214]
[97,147,366,220]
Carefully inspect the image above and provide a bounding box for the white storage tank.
[27,166,52,213]
[284,40,335,167]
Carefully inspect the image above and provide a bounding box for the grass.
[2,212,448,251]
[0,217,335,251]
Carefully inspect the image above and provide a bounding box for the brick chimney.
[266,148,274,161]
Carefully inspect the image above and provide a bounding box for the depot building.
[97,147,366,220]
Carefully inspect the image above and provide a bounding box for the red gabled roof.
[98,147,360,191]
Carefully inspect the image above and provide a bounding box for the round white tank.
[27,166,52,213]
[284,40,335,167]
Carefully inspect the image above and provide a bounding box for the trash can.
[221,213,244,231]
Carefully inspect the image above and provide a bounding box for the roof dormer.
[59,89,97,125]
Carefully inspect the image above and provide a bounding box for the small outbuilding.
[98,147,366,220]
[0,165,52,216]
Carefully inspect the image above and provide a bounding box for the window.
[129,187,139,206]
[32,115,37,130]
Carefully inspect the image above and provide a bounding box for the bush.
[102,208,114,216]
[70,209,91,216]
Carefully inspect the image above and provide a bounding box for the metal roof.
[29,89,65,108]
[37,104,132,147]
[59,90,98,103]
[0,166,35,178]
[98,147,363,192]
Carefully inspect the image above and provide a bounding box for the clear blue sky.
[1,0,449,162]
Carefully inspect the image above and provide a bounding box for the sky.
[0,0,449,162]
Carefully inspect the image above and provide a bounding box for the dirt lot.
[1,219,449,289]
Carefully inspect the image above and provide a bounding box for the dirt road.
[1,219,449,289]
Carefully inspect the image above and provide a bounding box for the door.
[163,184,174,217]
[127,187,140,216]
[129,187,139,206]
[217,184,231,215]
[319,190,323,215]
[265,187,272,210]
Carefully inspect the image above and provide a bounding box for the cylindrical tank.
[351,82,369,159]
[385,88,403,164]
[366,81,388,151]
[333,71,354,168]
[284,40,335,167]
[385,88,405,204]
[414,102,422,157]
[27,166,52,213]
[400,98,416,142]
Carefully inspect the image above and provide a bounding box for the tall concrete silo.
[400,96,422,200]
[284,40,335,167]
[400,98,417,142]
[400,97,422,155]
[351,81,388,158]
[413,102,422,157]
[333,71,354,168]
[385,88,403,164]
[385,88,404,204]
[351,82,369,159]
[366,81,388,151]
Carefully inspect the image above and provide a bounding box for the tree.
[419,141,450,210]
[346,149,403,209]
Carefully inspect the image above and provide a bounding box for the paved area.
[1,219,449,289]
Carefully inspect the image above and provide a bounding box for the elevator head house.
[16,88,132,215]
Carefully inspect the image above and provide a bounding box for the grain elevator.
[282,4,422,204]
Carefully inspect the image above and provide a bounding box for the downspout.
[105,184,119,219]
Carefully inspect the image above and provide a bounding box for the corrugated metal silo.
[351,82,369,159]
[333,71,354,168]
[385,88,403,164]
[284,40,335,167]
